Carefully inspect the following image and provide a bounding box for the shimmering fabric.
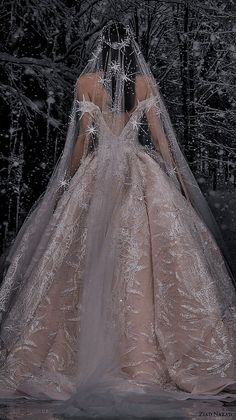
[0,97,236,402]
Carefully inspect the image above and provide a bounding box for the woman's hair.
[101,22,137,113]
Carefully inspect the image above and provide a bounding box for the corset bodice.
[75,96,160,146]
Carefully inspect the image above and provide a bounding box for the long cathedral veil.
[0,20,235,411]
[0,21,235,314]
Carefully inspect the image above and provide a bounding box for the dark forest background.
[0,0,236,262]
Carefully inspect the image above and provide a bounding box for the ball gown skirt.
[0,136,236,403]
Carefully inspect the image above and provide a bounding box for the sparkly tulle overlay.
[0,22,236,417]
[0,98,236,407]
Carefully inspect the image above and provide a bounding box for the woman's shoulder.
[76,73,99,100]
[76,73,96,88]
[76,72,102,85]
[135,75,155,100]
[76,73,103,99]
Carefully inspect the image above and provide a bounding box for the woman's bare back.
[76,73,151,115]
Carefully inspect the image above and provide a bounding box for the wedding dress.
[0,21,236,417]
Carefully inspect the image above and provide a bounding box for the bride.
[0,21,236,414]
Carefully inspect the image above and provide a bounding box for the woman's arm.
[68,77,91,179]
[69,113,90,178]
[145,106,175,169]
[137,75,175,168]
[54,80,91,211]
